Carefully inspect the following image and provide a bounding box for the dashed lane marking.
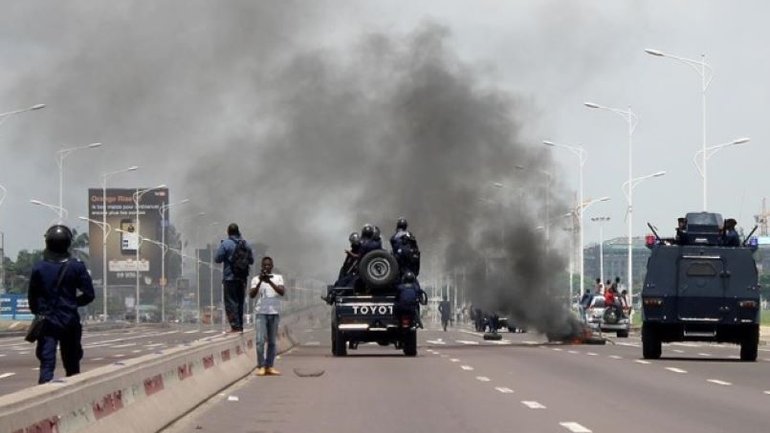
[0,373,16,379]
[609,355,622,360]
[586,352,598,356]
[665,367,687,374]
[495,387,514,394]
[91,358,104,361]
[426,340,447,345]
[707,379,732,386]
[559,422,592,433]
[521,401,546,409]
[567,350,579,354]
[634,360,651,365]
[145,343,165,348]
[672,349,685,354]
[523,340,539,344]
[476,376,491,382]
[616,342,640,347]
[461,365,474,371]
[110,343,137,348]
[131,350,142,354]
[203,330,218,334]
[456,340,480,345]
[450,358,460,362]
[763,391,770,395]
[184,330,198,334]
[552,348,563,352]
[303,342,320,346]
[698,353,712,357]
[113,354,125,358]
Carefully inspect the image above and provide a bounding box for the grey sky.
[0,1,765,278]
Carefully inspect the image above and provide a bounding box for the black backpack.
[230,239,251,281]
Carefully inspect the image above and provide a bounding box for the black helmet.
[402,271,416,283]
[396,217,408,230]
[361,224,374,239]
[349,232,361,245]
[45,225,73,254]
[373,225,381,241]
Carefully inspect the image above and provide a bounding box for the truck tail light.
[644,298,663,306]
[739,300,758,309]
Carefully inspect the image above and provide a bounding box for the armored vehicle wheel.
[740,326,759,362]
[616,330,629,338]
[359,250,400,291]
[641,325,661,359]
[403,330,417,357]
[332,328,347,357]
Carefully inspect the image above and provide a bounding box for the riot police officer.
[28,225,95,384]
[359,223,382,255]
[722,218,740,247]
[395,271,426,328]
[335,232,362,287]
[390,217,409,251]
[390,217,421,276]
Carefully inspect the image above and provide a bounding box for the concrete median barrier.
[0,305,325,433]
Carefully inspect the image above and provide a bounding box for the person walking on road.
[215,223,254,333]
[438,295,451,331]
[28,225,95,384]
[249,256,286,376]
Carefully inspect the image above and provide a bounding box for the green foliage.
[4,249,44,293]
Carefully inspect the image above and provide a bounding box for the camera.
[260,269,273,280]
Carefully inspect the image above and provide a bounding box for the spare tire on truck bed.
[359,250,400,292]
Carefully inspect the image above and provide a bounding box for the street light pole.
[78,217,112,319]
[544,140,586,295]
[30,200,68,221]
[693,137,751,207]
[101,166,138,320]
[591,217,611,284]
[159,199,190,323]
[132,184,167,324]
[57,143,103,222]
[645,49,714,209]
[584,101,640,312]
[0,103,45,127]
[621,171,666,310]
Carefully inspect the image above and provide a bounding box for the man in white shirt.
[249,256,286,376]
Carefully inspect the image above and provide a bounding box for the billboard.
[87,188,169,287]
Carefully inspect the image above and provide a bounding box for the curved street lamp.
[131,184,167,324]
[57,142,103,222]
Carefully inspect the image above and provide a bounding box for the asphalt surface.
[162,320,770,433]
[0,323,232,395]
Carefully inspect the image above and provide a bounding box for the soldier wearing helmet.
[27,225,95,384]
[395,271,425,328]
[359,223,383,255]
[390,217,421,276]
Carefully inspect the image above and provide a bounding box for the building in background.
[583,237,651,292]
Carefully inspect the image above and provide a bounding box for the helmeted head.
[402,271,416,283]
[45,225,73,255]
[373,225,381,241]
[396,217,408,230]
[349,232,361,247]
[361,224,375,239]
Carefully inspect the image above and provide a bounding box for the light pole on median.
[544,140,587,294]
[132,184,167,324]
[693,137,751,208]
[56,143,103,222]
[645,48,715,210]
[206,222,221,323]
[159,199,190,323]
[101,165,138,320]
[569,197,610,307]
[621,171,666,308]
[78,216,112,320]
[30,199,68,222]
[584,101,640,307]
[0,104,45,127]
[590,216,611,284]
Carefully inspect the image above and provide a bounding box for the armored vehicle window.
[686,262,718,277]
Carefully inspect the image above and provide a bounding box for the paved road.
[163,321,770,433]
[0,324,231,396]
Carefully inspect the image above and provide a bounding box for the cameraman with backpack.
[215,223,254,333]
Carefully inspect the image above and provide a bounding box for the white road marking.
[145,343,165,348]
[559,422,592,433]
[426,340,447,345]
[616,342,640,347]
[303,342,320,346]
[0,354,5,358]
[758,348,770,352]
[672,349,684,354]
[488,340,511,345]
[184,330,199,334]
[456,340,480,345]
[203,330,218,334]
[567,350,579,354]
[698,353,712,357]
[450,358,460,363]
[0,373,16,379]
[91,358,104,361]
[634,360,651,365]
[113,354,125,358]
[665,367,687,374]
[523,340,538,344]
[552,348,563,352]
[18,352,29,355]
[763,391,770,395]
[461,365,474,371]
[495,387,514,394]
[671,342,700,347]
[609,355,622,360]
[586,352,598,356]
[707,379,731,386]
[521,401,546,409]
[476,376,491,382]
[110,343,137,348]
[131,350,142,353]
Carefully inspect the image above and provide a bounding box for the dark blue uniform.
[28,257,95,384]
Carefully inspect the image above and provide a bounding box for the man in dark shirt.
[28,225,95,384]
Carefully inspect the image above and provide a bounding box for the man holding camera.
[249,256,286,376]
